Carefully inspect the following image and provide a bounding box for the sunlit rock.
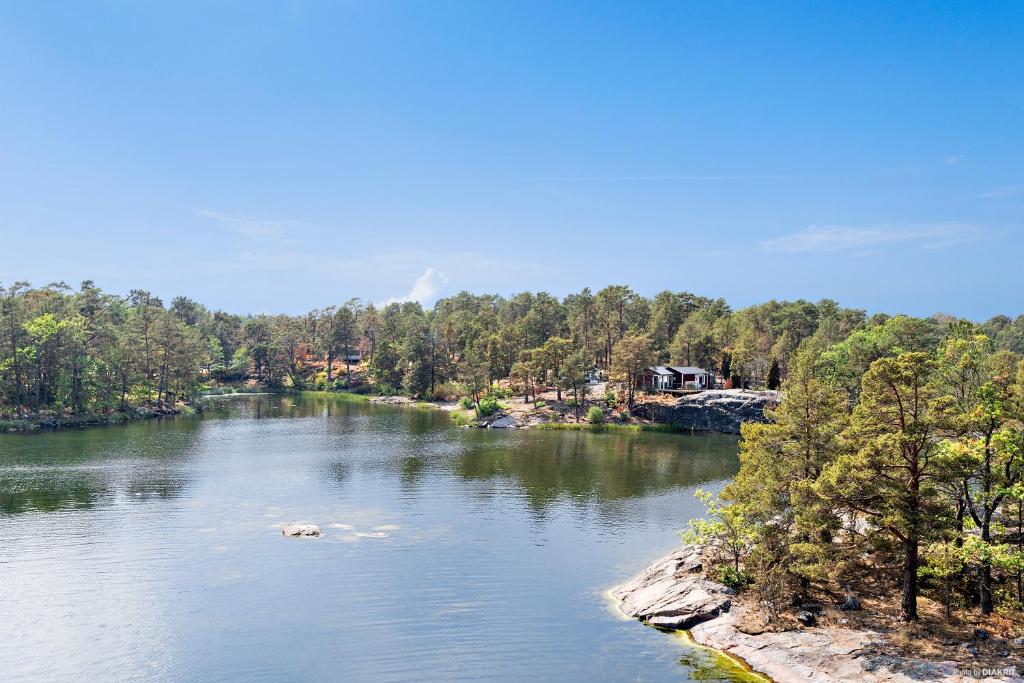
[282,524,321,537]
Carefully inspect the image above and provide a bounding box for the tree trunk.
[980,519,994,614]
[980,561,994,615]
[1018,500,1022,606]
[902,540,919,621]
[326,350,333,383]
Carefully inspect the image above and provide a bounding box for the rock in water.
[612,546,731,630]
[631,390,779,434]
[282,524,321,537]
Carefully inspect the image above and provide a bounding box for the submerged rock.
[282,524,321,537]
[631,390,779,434]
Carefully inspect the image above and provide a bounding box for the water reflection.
[453,429,737,510]
[0,419,201,515]
[0,393,743,683]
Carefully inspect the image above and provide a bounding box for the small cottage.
[642,365,714,391]
[641,366,676,391]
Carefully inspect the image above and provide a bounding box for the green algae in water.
[676,632,771,683]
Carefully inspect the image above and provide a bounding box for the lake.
[0,393,750,682]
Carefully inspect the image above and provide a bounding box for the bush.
[476,395,503,417]
[565,398,577,407]
[604,391,617,408]
[587,406,605,424]
[535,400,546,409]
[449,411,472,427]
[489,385,514,399]
[459,396,476,410]
[435,381,468,401]
[376,383,397,397]
[716,566,752,590]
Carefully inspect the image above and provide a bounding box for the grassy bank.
[198,386,271,396]
[295,390,372,402]
[534,421,698,434]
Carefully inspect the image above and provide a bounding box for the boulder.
[797,610,817,626]
[612,546,731,630]
[488,415,519,429]
[282,524,321,537]
[838,595,861,611]
[631,390,780,434]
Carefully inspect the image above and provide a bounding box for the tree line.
[2,279,1024,421]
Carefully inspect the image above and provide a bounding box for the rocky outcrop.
[614,545,1022,683]
[282,524,321,537]
[469,411,519,429]
[632,390,779,434]
[612,546,733,630]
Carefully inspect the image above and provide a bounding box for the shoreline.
[1,388,764,438]
[0,406,189,434]
[368,389,773,436]
[611,545,1021,683]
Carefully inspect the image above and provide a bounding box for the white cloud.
[759,223,993,253]
[384,267,450,306]
[943,155,964,166]
[978,184,1024,199]
[197,209,298,237]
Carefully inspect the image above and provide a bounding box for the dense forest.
[2,279,1024,422]
[5,278,1024,621]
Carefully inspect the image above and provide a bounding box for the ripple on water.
[0,393,742,682]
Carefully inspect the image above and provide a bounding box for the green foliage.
[476,394,503,417]
[587,405,605,424]
[490,385,514,399]
[459,396,476,410]
[449,410,473,427]
[534,400,546,408]
[682,489,755,573]
[604,390,617,408]
[717,566,752,590]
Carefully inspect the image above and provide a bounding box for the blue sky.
[0,2,1021,318]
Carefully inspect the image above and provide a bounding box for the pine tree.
[818,352,954,620]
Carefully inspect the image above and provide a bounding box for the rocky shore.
[0,405,187,433]
[631,389,779,434]
[372,389,778,434]
[613,546,1022,683]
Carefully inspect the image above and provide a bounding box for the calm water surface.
[0,394,748,682]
